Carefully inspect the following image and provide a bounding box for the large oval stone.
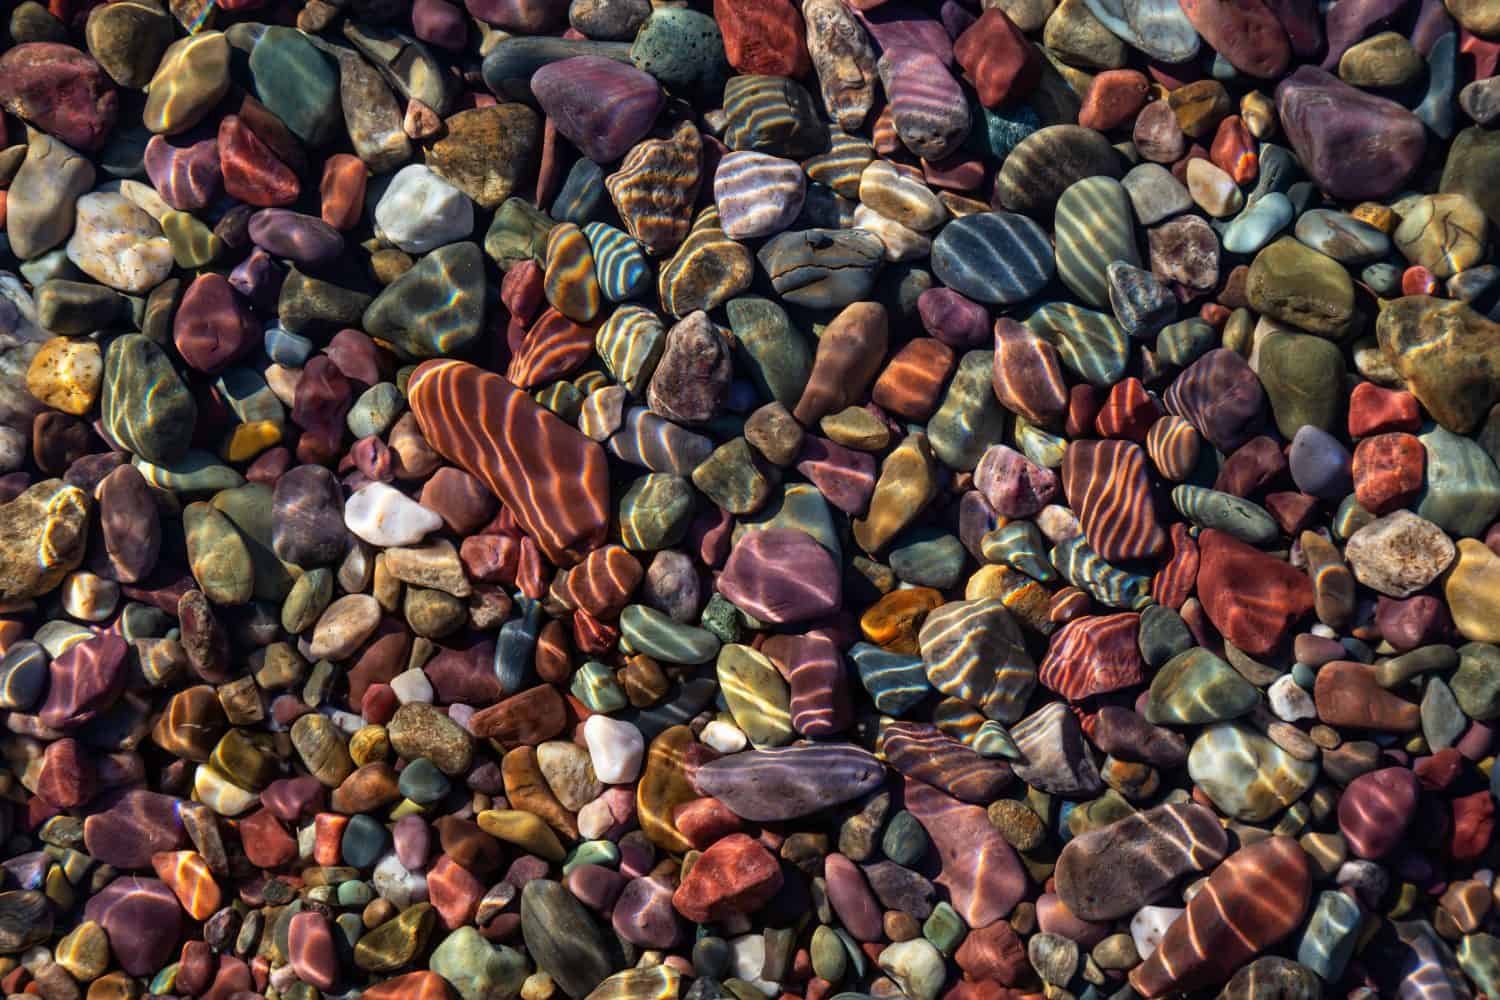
[1055,803,1229,921]
[1276,66,1425,200]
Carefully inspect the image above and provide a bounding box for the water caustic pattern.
[407,360,608,567]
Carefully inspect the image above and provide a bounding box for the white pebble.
[1130,905,1182,960]
[727,934,779,996]
[345,482,443,547]
[701,719,748,754]
[391,668,435,704]
[577,797,616,840]
[373,853,428,908]
[1268,674,1317,722]
[583,715,645,784]
[374,165,474,254]
[65,191,174,293]
[60,571,119,622]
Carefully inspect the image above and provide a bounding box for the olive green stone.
[243,25,341,146]
[1338,31,1423,88]
[354,902,436,972]
[278,267,373,334]
[619,474,695,551]
[211,729,278,790]
[1145,648,1259,725]
[1246,237,1355,337]
[1187,722,1318,822]
[184,501,254,606]
[736,484,841,558]
[282,568,334,634]
[429,927,528,1000]
[1417,424,1500,539]
[36,279,127,335]
[213,483,296,603]
[717,643,794,747]
[1256,330,1347,436]
[927,351,1007,472]
[691,438,772,515]
[620,604,720,664]
[86,0,174,88]
[101,333,197,465]
[1442,126,1500,230]
[143,32,232,136]
[923,902,966,955]
[726,296,813,408]
[1453,642,1500,720]
[485,198,556,270]
[629,8,730,97]
[570,660,629,713]
[811,925,849,984]
[1171,485,1281,546]
[162,211,222,268]
[519,881,615,999]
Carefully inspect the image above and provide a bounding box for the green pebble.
[880,810,931,866]
[348,382,405,439]
[570,660,629,712]
[922,902,967,955]
[620,604,721,664]
[619,473,695,551]
[563,840,620,876]
[397,757,451,805]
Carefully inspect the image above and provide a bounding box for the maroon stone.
[1339,766,1419,859]
[39,633,128,730]
[0,43,118,150]
[717,528,841,624]
[145,135,222,211]
[84,877,184,976]
[174,274,258,374]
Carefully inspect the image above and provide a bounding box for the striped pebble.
[1146,414,1202,481]
[858,160,947,231]
[543,222,601,323]
[1054,176,1139,309]
[876,46,971,161]
[658,207,755,318]
[803,130,876,198]
[1062,439,1167,562]
[594,305,666,396]
[713,151,807,239]
[605,120,703,256]
[1051,534,1153,610]
[506,306,598,389]
[931,211,1053,305]
[721,74,830,157]
[918,597,1037,723]
[991,317,1069,426]
[1037,611,1145,701]
[582,221,651,302]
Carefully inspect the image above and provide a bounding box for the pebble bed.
[1,0,1499,999]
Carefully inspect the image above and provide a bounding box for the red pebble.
[1077,69,1150,131]
[1348,382,1422,437]
[672,833,784,922]
[1094,377,1160,441]
[313,813,348,866]
[238,809,297,868]
[219,115,299,207]
[1402,266,1440,296]
[428,855,485,929]
[1450,791,1495,861]
[1151,523,1198,609]
[319,153,368,230]
[1414,748,1464,791]
[1197,529,1314,656]
[362,683,399,725]
[1351,432,1424,514]
[1208,115,1258,184]
[36,737,97,809]
[714,0,811,78]
[953,9,1039,108]
[672,797,744,849]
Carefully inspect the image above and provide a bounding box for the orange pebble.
[1401,265,1439,297]
[151,850,222,920]
[319,154,367,230]
[313,812,348,866]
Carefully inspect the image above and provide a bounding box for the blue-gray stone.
[1293,209,1391,265]
[496,597,544,694]
[850,642,930,716]
[553,159,608,224]
[1223,193,1293,255]
[1418,423,1500,538]
[1297,890,1362,981]
[931,212,1054,305]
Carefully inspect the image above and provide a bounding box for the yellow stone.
[143,32,230,135]
[716,643,794,748]
[221,420,283,462]
[1445,538,1500,642]
[853,431,938,553]
[477,809,566,861]
[636,725,697,854]
[1352,202,1400,235]
[820,406,891,451]
[161,209,222,267]
[350,725,391,767]
[27,337,103,415]
[86,971,142,1000]
[56,921,109,981]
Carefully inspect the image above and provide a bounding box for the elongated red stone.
[1129,837,1310,998]
[1061,440,1166,562]
[408,360,610,567]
